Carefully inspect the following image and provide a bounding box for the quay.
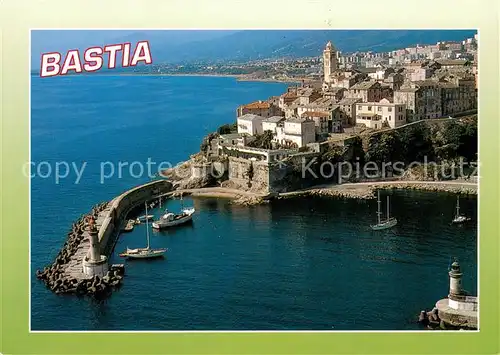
[36,179,175,296]
[418,260,478,330]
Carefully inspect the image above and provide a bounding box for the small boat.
[371,191,397,230]
[137,214,155,222]
[122,219,135,232]
[152,195,195,229]
[119,202,167,259]
[452,196,470,224]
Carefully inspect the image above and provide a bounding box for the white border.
[28,28,480,334]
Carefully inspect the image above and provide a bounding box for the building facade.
[237,114,265,135]
[237,101,282,118]
[356,99,406,129]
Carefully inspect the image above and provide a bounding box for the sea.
[30,75,478,331]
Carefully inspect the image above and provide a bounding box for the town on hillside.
[171,36,478,194]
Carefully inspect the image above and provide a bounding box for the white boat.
[136,214,155,223]
[120,202,167,259]
[371,191,398,230]
[152,195,195,229]
[452,196,470,224]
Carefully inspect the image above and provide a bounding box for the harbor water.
[30,75,477,330]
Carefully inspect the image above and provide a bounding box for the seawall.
[36,178,174,296]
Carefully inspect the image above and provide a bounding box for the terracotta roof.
[301,111,330,118]
[242,101,271,109]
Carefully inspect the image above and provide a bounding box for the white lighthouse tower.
[448,260,464,298]
[323,41,339,84]
[82,216,109,277]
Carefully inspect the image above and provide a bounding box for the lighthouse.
[82,215,109,277]
[448,260,464,297]
[88,217,100,262]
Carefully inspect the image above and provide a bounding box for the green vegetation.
[247,130,276,150]
[317,117,477,181]
[217,123,238,135]
[365,117,477,165]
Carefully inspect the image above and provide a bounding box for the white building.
[237,114,265,136]
[356,99,406,129]
[275,118,316,148]
[261,116,285,133]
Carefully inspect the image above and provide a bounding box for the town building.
[345,80,384,102]
[384,72,405,90]
[332,97,362,126]
[237,100,283,118]
[300,111,330,135]
[356,99,406,129]
[394,80,442,121]
[261,116,285,133]
[237,114,265,135]
[275,118,316,148]
[435,59,470,70]
[296,87,322,105]
[323,41,340,84]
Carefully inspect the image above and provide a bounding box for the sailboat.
[452,196,470,224]
[119,202,167,259]
[152,194,195,229]
[370,190,397,230]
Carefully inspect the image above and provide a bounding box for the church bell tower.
[323,41,338,84]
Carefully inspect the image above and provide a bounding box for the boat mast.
[159,196,162,209]
[386,195,390,220]
[145,202,150,249]
[377,190,382,225]
[180,193,184,210]
[456,196,460,217]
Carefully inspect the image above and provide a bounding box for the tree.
[217,123,238,135]
[247,130,275,149]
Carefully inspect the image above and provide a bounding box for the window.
[358,105,362,110]
[388,107,392,112]
[368,106,372,111]
[378,106,382,111]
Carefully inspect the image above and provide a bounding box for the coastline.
[171,180,478,205]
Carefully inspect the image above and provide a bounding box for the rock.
[418,310,429,325]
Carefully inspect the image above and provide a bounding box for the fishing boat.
[370,190,397,230]
[152,195,195,229]
[119,202,167,259]
[452,196,470,224]
[122,219,135,232]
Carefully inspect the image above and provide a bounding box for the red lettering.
[130,41,152,66]
[83,47,103,72]
[104,44,123,69]
[40,52,61,77]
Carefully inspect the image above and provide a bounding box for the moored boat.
[452,196,471,224]
[370,191,398,230]
[122,219,135,232]
[152,195,195,229]
[120,202,167,259]
[152,208,195,229]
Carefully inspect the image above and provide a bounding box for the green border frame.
[1,0,499,354]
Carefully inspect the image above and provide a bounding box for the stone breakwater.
[278,180,478,202]
[35,179,174,297]
[35,202,124,296]
[376,182,477,195]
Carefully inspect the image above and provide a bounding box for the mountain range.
[31,29,477,67]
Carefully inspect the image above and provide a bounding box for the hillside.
[31,29,477,67]
[153,29,477,63]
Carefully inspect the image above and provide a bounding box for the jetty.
[36,179,175,296]
[418,260,478,330]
